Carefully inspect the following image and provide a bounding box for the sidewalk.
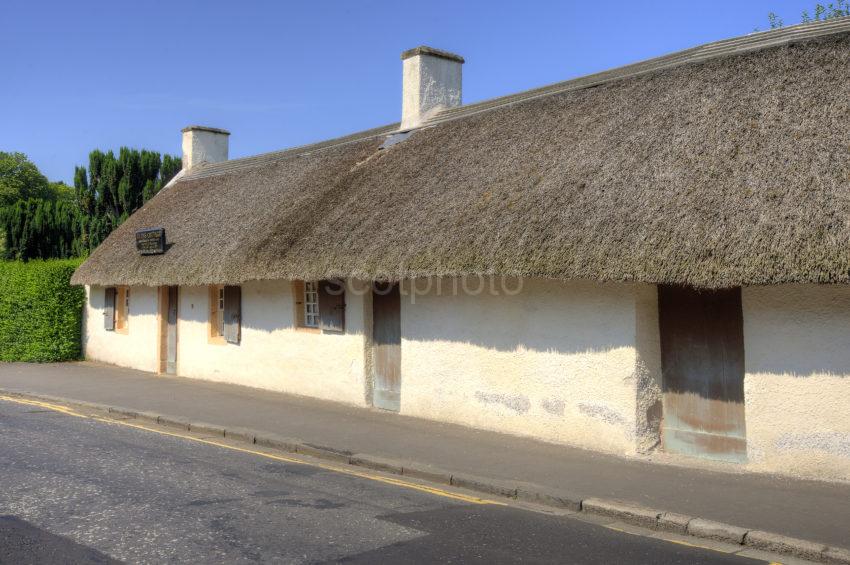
[1,361,848,550]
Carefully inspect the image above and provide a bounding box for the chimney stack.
[400,46,464,130]
[181,125,230,170]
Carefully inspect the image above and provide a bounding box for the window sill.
[295,326,321,334]
[115,328,129,335]
[208,335,227,345]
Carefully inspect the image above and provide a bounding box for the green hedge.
[0,259,84,362]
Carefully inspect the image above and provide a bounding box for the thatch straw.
[72,25,850,289]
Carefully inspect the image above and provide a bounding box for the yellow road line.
[0,394,789,563]
[605,524,782,563]
[0,395,89,418]
[0,395,502,506]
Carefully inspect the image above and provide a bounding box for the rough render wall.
[181,129,228,170]
[743,285,850,481]
[633,284,663,453]
[81,278,850,480]
[398,278,643,454]
[401,55,462,129]
[83,285,160,373]
[175,280,367,406]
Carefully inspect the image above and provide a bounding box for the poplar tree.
[1,147,181,260]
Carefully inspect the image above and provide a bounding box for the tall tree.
[70,147,180,255]
[0,198,79,260]
[1,147,180,260]
[0,152,54,206]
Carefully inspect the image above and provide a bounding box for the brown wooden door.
[166,286,178,375]
[659,285,746,462]
[372,283,401,412]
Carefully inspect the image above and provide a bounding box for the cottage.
[72,20,850,481]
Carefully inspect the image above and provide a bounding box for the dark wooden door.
[659,285,746,462]
[223,285,241,344]
[372,283,401,412]
[318,280,346,333]
[166,286,178,375]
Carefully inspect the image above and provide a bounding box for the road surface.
[0,397,777,564]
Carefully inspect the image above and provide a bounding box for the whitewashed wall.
[634,284,663,453]
[175,280,368,406]
[743,285,850,480]
[81,279,850,479]
[398,278,643,454]
[83,285,160,372]
[401,51,462,129]
[84,278,650,454]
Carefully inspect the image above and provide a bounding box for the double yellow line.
[0,394,501,506]
[0,394,789,564]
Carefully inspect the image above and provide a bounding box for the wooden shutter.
[116,287,127,331]
[318,279,345,333]
[223,285,241,344]
[209,286,220,338]
[292,280,306,328]
[104,287,116,330]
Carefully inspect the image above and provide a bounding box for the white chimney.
[400,46,464,130]
[181,125,230,170]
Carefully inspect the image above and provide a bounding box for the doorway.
[658,285,746,462]
[159,286,178,375]
[372,283,401,412]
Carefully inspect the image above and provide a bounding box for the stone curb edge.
[4,389,849,565]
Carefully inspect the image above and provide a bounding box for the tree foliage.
[0,152,55,206]
[0,259,84,362]
[0,198,81,260]
[768,0,850,28]
[0,148,180,260]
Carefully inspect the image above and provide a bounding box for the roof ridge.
[182,122,398,180]
[421,16,850,127]
[181,16,850,182]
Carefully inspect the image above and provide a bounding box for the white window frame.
[304,281,319,328]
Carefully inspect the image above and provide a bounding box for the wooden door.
[372,283,401,412]
[223,285,241,344]
[659,286,746,462]
[104,287,116,330]
[166,286,178,375]
[318,280,345,333]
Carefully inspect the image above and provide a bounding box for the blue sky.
[2,0,813,183]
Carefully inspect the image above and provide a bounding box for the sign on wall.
[135,228,166,255]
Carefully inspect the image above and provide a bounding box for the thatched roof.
[73,19,850,289]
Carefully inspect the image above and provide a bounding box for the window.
[293,280,345,333]
[115,286,129,334]
[209,285,241,344]
[304,281,319,328]
[209,285,225,343]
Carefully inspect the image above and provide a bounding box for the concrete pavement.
[0,398,771,564]
[1,361,849,553]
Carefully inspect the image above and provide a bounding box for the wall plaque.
[135,228,166,255]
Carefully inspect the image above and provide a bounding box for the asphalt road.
[0,399,769,564]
